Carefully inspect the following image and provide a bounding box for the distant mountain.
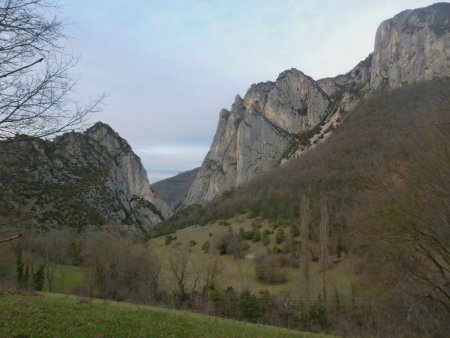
[183,2,450,207]
[0,122,171,232]
[151,168,200,209]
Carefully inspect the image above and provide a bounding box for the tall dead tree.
[300,194,311,305]
[320,204,329,304]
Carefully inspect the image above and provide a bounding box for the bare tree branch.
[0,56,42,78]
[0,0,103,142]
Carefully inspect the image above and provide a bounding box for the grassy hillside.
[0,293,334,338]
[149,213,358,298]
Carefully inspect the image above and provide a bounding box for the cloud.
[138,144,209,182]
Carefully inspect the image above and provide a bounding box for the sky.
[59,0,438,182]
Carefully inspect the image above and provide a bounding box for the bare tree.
[320,203,329,304]
[0,0,103,142]
[142,252,161,300]
[190,253,223,294]
[168,248,189,301]
[300,194,311,305]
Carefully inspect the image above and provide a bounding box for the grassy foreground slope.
[0,293,334,338]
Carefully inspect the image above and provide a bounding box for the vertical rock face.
[85,123,172,223]
[183,3,449,207]
[0,122,171,232]
[184,70,333,206]
[371,3,450,89]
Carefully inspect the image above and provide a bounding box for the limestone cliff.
[183,3,449,206]
[0,122,171,232]
[371,3,450,89]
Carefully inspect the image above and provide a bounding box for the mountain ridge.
[0,122,171,232]
[151,167,200,209]
[182,2,450,207]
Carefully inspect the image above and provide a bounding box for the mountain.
[150,76,450,336]
[183,2,450,207]
[0,122,171,232]
[151,168,200,209]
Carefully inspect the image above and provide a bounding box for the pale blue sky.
[59,0,437,182]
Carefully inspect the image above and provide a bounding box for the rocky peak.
[85,121,132,157]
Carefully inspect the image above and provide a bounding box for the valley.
[0,2,449,337]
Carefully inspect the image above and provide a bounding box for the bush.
[165,235,177,246]
[216,231,247,257]
[290,225,300,238]
[252,228,261,242]
[255,255,287,284]
[238,228,254,241]
[275,229,285,244]
[238,289,264,322]
[202,241,210,253]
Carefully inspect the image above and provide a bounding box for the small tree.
[275,228,286,244]
[202,241,210,253]
[15,245,25,287]
[168,248,189,303]
[68,239,82,266]
[32,263,46,291]
[91,261,106,298]
[142,253,161,300]
[238,289,264,322]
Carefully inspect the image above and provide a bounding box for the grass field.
[44,264,85,294]
[0,293,336,337]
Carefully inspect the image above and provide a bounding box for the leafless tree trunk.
[300,194,311,305]
[168,248,189,300]
[145,264,161,300]
[320,204,329,304]
[46,264,54,292]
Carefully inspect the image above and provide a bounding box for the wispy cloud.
[138,144,209,182]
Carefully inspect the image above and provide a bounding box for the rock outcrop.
[183,3,449,206]
[371,3,450,89]
[0,122,171,232]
